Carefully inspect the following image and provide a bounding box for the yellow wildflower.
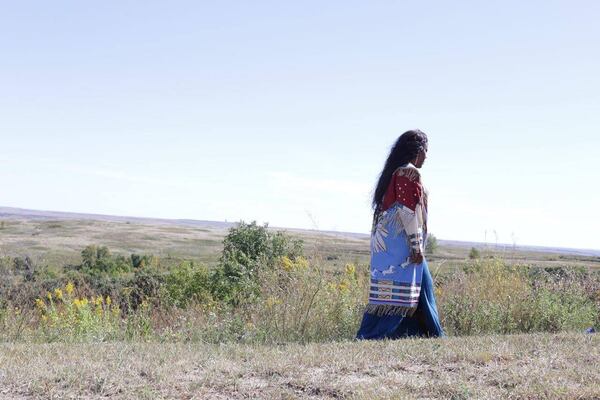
[35,298,45,309]
[345,263,356,276]
[338,279,350,292]
[54,288,63,300]
[95,296,103,306]
[280,256,293,271]
[46,292,53,301]
[265,296,281,308]
[73,298,82,308]
[65,281,74,296]
[296,257,309,270]
[106,296,111,306]
[81,298,89,307]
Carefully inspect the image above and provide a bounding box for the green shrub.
[80,245,132,276]
[528,288,597,332]
[469,247,481,260]
[437,259,597,335]
[149,258,367,344]
[425,234,438,255]
[164,261,213,308]
[78,246,159,278]
[34,282,121,342]
[125,267,164,310]
[250,258,365,343]
[215,221,304,304]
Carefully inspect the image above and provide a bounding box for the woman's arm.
[393,168,425,263]
[398,204,424,263]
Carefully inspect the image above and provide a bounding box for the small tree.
[425,234,438,255]
[469,247,481,260]
[214,221,304,304]
[80,245,132,276]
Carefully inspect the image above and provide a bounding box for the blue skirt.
[356,260,444,339]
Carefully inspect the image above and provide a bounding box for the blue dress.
[356,164,444,339]
[356,258,444,339]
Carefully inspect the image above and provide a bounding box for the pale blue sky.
[1,1,599,249]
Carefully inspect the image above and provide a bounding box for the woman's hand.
[410,249,424,264]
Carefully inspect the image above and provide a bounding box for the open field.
[0,333,598,399]
[1,207,599,272]
[1,207,599,399]
[0,207,371,268]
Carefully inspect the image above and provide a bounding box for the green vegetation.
[438,260,598,335]
[425,233,438,255]
[0,219,598,344]
[469,246,481,259]
[1,216,599,398]
[212,221,304,304]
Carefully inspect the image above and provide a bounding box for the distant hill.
[0,206,234,230]
[1,206,599,257]
[439,239,600,258]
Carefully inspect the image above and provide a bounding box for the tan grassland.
[1,216,598,272]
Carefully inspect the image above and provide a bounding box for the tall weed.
[438,259,597,335]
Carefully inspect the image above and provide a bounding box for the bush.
[34,282,121,342]
[249,258,364,343]
[79,245,160,278]
[469,247,480,259]
[215,221,304,304]
[125,267,164,310]
[152,258,368,344]
[425,234,438,255]
[437,259,597,335]
[80,245,132,276]
[164,261,213,308]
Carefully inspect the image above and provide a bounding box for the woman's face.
[414,145,428,168]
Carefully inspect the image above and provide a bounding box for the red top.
[381,173,423,212]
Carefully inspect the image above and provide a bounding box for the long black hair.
[372,130,428,212]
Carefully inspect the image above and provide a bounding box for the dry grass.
[0,218,228,267]
[0,332,598,399]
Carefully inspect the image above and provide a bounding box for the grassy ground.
[0,333,598,399]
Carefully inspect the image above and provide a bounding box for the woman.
[356,130,444,339]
